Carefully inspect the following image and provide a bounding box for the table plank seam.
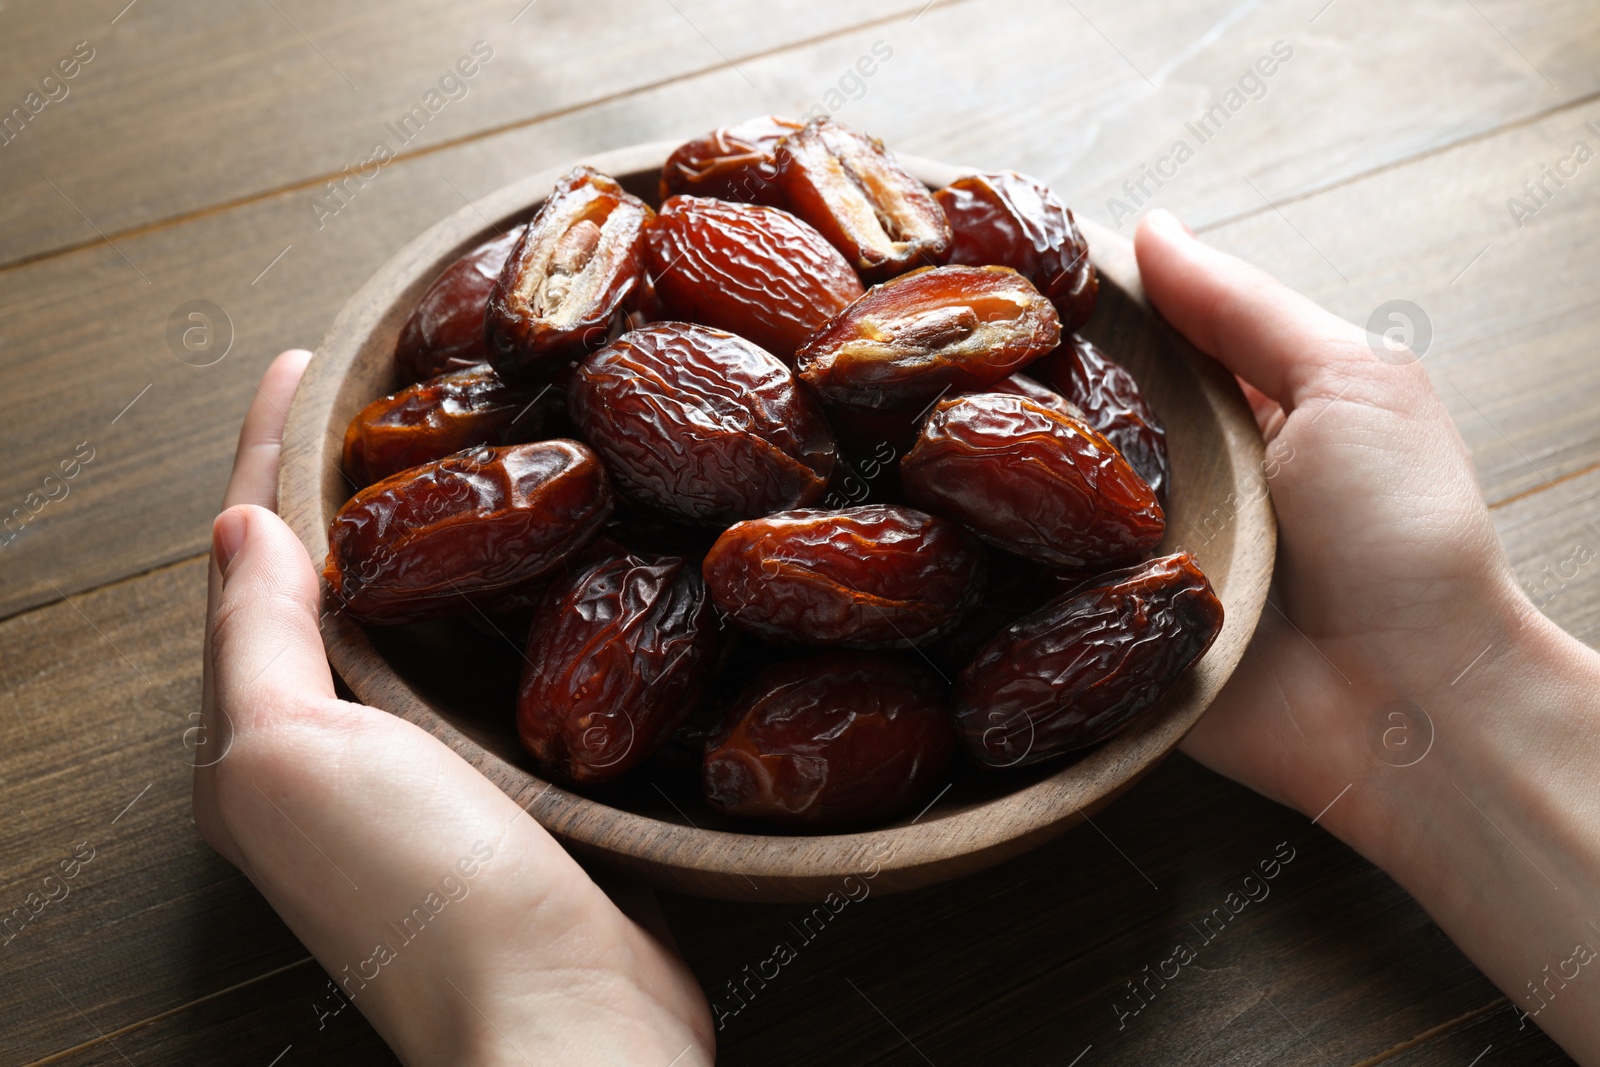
[1487,456,1600,512]
[0,549,212,630]
[0,0,975,279]
[1194,89,1600,238]
[18,955,316,1067]
[1347,997,1510,1067]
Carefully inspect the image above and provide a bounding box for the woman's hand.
[1136,210,1600,1061]
[193,350,714,1067]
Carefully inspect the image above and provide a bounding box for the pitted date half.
[659,115,803,207]
[776,119,951,282]
[395,226,523,382]
[569,322,837,522]
[647,195,863,363]
[935,170,1097,331]
[517,539,720,784]
[796,265,1060,413]
[323,440,613,624]
[1030,335,1170,501]
[485,167,652,383]
[702,505,985,647]
[901,392,1164,568]
[953,552,1223,767]
[703,652,955,827]
[341,365,566,485]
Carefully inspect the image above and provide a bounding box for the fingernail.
[1148,208,1194,238]
[213,508,248,577]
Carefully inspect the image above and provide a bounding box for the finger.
[1238,378,1282,435]
[1134,210,1370,413]
[210,503,335,710]
[224,348,312,511]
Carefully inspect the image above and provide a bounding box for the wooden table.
[2,1,1595,1062]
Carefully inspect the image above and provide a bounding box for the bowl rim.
[279,140,1276,902]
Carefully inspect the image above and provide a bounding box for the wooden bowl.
[279,141,1275,903]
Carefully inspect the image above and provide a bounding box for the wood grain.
[4,0,1598,623]
[0,549,1561,1064]
[0,560,311,1064]
[1379,1001,1574,1067]
[1201,95,1600,507]
[1495,465,1600,645]
[0,563,1575,1063]
[2,0,1598,1061]
[2,0,1595,267]
[0,0,925,266]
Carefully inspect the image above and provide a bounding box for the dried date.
[703,652,955,827]
[646,195,864,363]
[1030,335,1169,501]
[776,119,951,282]
[900,392,1164,568]
[485,167,652,383]
[974,372,1083,421]
[569,322,837,522]
[702,505,985,647]
[341,365,567,485]
[395,226,523,382]
[517,539,720,784]
[796,265,1060,413]
[934,171,1097,331]
[953,552,1223,767]
[659,115,803,207]
[323,440,613,624]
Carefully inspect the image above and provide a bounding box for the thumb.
[209,503,335,715]
[1133,208,1378,414]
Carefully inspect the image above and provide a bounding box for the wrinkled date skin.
[485,167,653,383]
[935,171,1098,331]
[569,322,837,522]
[703,652,955,828]
[1030,335,1170,501]
[901,393,1164,568]
[659,115,803,208]
[796,265,1060,414]
[647,195,864,363]
[979,372,1084,421]
[324,440,614,624]
[517,539,720,784]
[341,365,567,485]
[395,226,524,382]
[953,552,1223,767]
[702,505,985,648]
[776,119,952,282]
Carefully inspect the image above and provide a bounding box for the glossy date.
[703,652,955,827]
[341,365,566,485]
[517,539,720,784]
[646,195,863,363]
[485,167,652,383]
[795,265,1061,413]
[776,119,951,282]
[569,322,837,522]
[934,170,1097,331]
[323,440,613,624]
[953,552,1223,767]
[659,115,803,208]
[394,226,523,382]
[1029,335,1170,501]
[702,505,985,647]
[900,392,1164,568]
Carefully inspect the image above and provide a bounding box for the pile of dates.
[324,116,1225,831]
